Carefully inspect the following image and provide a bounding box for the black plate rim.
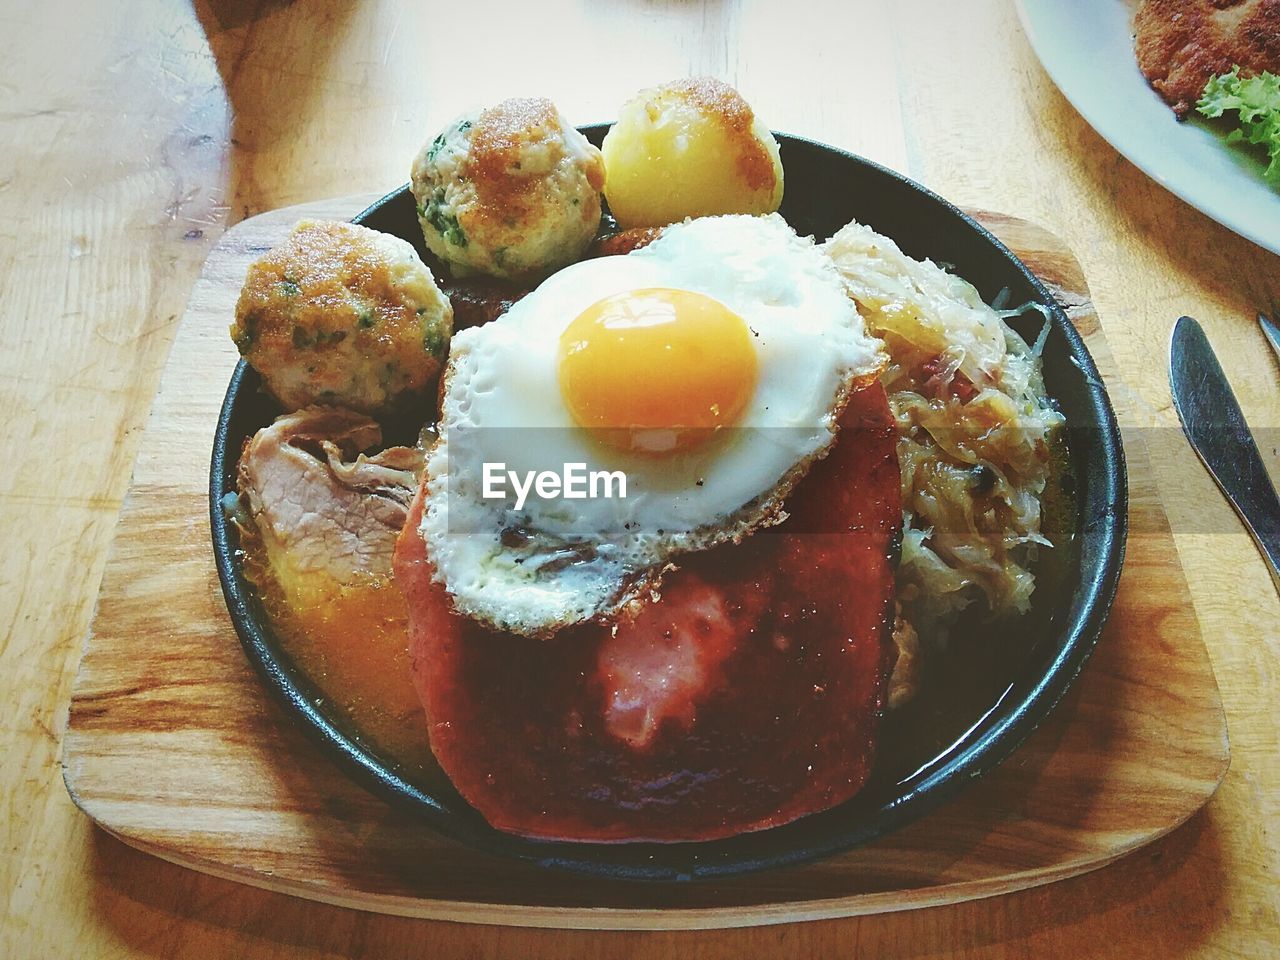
[210,126,1128,883]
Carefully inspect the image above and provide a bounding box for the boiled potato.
[601,78,783,229]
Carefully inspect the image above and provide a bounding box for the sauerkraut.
[823,221,1064,645]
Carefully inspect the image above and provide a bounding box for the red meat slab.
[393,382,901,842]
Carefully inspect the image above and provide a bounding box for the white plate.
[1015,0,1280,257]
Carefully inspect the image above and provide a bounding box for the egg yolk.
[558,288,758,454]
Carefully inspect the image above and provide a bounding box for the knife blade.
[1170,315,1280,596]
[1260,311,1280,366]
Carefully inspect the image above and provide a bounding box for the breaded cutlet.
[1135,0,1280,116]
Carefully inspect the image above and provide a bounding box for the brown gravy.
[239,436,1075,799]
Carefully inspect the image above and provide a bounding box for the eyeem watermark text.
[482,462,628,511]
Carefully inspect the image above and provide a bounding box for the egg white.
[421,213,885,636]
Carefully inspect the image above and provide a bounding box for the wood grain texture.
[6,0,1280,955]
[60,195,1228,929]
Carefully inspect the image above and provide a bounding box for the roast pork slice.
[236,406,423,603]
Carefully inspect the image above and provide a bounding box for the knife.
[1170,315,1280,596]
[1260,311,1280,366]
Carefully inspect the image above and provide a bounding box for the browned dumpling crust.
[410,98,605,280]
[230,219,453,416]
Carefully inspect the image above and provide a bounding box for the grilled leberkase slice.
[393,383,901,842]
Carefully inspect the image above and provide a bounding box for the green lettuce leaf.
[1197,67,1280,185]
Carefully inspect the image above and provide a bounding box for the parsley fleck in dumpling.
[230,219,453,416]
[410,98,606,281]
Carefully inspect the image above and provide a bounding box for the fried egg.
[420,213,885,637]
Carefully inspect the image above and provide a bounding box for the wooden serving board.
[61,196,1229,930]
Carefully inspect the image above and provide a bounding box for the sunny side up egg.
[420,213,886,637]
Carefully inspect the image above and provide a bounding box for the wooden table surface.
[2,0,1277,956]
